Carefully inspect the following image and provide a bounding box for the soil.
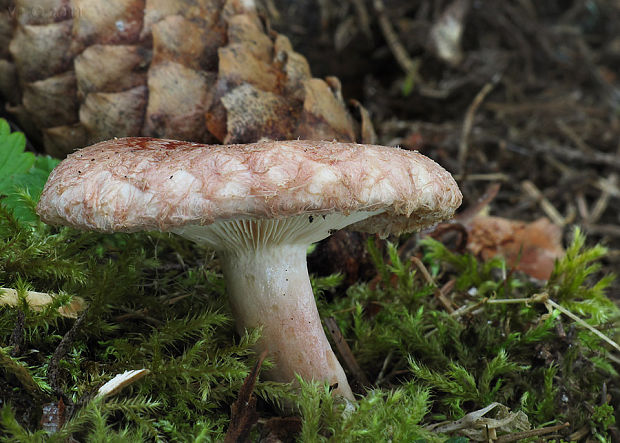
[269,0,620,297]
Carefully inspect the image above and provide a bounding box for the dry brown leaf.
[465,216,565,280]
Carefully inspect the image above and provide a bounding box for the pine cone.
[0,0,375,156]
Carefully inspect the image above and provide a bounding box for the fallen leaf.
[465,216,565,280]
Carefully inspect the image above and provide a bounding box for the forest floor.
[271,0,620,297]
[1,1,620,441]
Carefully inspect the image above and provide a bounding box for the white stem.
[219,244,354,400]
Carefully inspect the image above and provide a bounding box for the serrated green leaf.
[0,118,60,224]
[0,124,33,192]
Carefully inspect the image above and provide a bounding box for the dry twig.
[458,79,498,176]
[373,0,420,75]
[495,421,570,442]
[225,350,268,443]
[487,293,620,354]
[410,257,455,313]
[521,180,566,226]
[325,317,370,388]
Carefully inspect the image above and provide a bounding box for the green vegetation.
[0,119,59,225]
[0,121,618,441]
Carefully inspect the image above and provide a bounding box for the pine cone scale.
[1,0,372,154]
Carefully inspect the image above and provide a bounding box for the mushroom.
[36,138,462,400]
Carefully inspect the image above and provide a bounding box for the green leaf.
[0,119,60,224]
[0,120,33,192]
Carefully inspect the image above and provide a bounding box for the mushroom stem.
[219,244,354,400]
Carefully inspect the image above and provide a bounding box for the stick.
[373,0,419,75]
[495,421,570,442]
[487,293,620,354]
[325,317,370,387]
[521,180,566,226]
[410,257,455,313]
[458,80,497,176]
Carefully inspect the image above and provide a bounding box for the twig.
[451,298,487,318]
[9,310,25,357]
[555,118,594,154]
[594,175,620,198]
[350,0,372,41]
[373,0,420,75]
[487,293,620,354]
[96,369,150,399]
[584,223,620,238]
[495,421,570,442]
[531,139,620,170]
[458,79,497,176]
[588,174,615,224]
[410,257,455,313]
[324,317,370,388]
[453,172,509,182]
[545,298,620,354]
[568,424,590,442]
[606,352,620,366]
[521,180,566,226]
[225,350,268,443]
[48,306,89,395]
[587,142,620,224]
[374,350,393,386]
[575,191,589,220]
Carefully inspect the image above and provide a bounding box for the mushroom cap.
[36,138,462,236]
